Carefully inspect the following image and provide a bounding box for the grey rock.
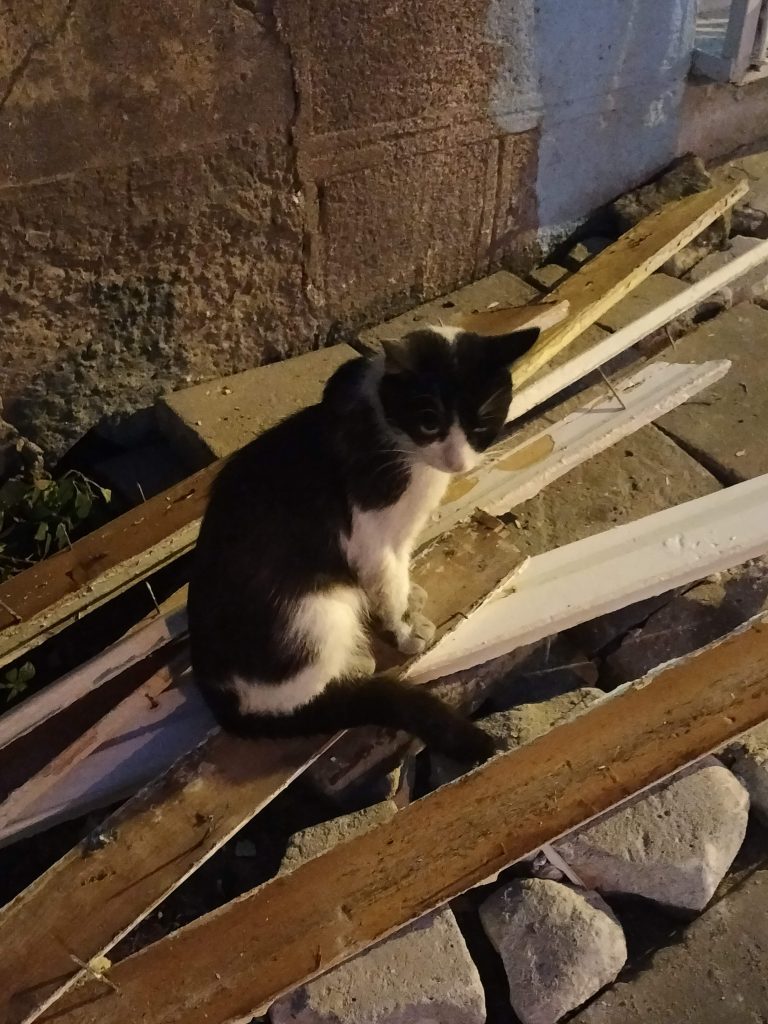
[480,878,626,1024]
[685,234,768,304]
[728,721,768,826]
[555,759,749,911]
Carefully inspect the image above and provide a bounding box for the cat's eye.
[419,416,441,437]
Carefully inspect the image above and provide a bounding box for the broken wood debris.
[36,615,768,1024]
[0,515,523,1024]
[0,175,749,671]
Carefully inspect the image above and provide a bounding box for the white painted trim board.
[423,359,731,544]
[410,473,768,684]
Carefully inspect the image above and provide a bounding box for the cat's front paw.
[394,612,436,655]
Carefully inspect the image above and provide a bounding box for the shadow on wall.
[489,0,697,247]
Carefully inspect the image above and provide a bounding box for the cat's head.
[377,325,540,474]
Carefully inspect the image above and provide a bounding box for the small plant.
[0,471,112,583]
[0,661,35,703]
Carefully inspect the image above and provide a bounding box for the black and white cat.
[188,324,539,763]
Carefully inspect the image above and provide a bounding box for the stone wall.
[0,0,727,458]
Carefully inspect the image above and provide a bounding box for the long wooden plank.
[0,466,214,670]
[0,177,746,671]
[0,516,522,1024]
[37,615,768,1024]
[506,235,768,424]
[510,175,748,390]
[413,472,768,684]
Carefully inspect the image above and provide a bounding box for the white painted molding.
[423,359,731,544]
[411,473,768,683]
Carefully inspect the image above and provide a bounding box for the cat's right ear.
[381,339,414,375]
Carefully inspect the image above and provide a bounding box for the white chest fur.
[344,463,448,570]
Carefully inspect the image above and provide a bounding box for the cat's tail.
[203,671,498,766]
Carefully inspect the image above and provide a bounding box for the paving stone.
[505,425,721,559]
[555,759,750,911]
[527,263,569,292]
[655,302,768,483]
[272,803,485,1024]
[730,150,768,182]
[480,879,626,1024]
[685,234,768,305]
[594,272,715,352]
[156,343,358,466]
[570,862,768,1024]
[728,721,768,827]
[563,236,612,271]
[358,271,538,354]
[605,557,768,684]
[431,688,603,789]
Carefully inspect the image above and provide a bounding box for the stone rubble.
[554,758,750,911]
[727,721,768,827]
[479,878,627,1024]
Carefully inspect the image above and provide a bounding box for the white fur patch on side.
[231,586,369,715]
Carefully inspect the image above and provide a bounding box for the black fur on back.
[188,326,539,763]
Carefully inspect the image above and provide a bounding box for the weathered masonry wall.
[0,0,744,458]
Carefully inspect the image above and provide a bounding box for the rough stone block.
[506,425,721,559]
[432,688,602,789]
[604,558,768,684]
[609,155,730,277]
[480,879,626,1024]
[731,202,768,239]
[358,271,538,354]
[527,263,569,291]
[570,863,768,1023]
[728,721,768,827]
[685,234,768,304]
[655,303,768,484]
[595,273,697,350]
[555,759,750,911]
[272,802,486,1024]
[563,236,612,271]
[157,344,358,465]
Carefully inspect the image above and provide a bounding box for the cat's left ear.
[482,327,541,369]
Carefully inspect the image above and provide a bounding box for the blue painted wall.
[489,0,697,247]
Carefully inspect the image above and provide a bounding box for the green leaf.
[34,522,49,542]
[74,490,93,519]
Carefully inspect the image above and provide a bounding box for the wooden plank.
[37,615,768,1024]
[723,0,764,78]
[413,473,768,684]
[423,358,730,544]
[0,516,522,1024]
[506,235,768,424]
[454,299,570,334]
[0,466,215,670]
[509,175,748,391]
